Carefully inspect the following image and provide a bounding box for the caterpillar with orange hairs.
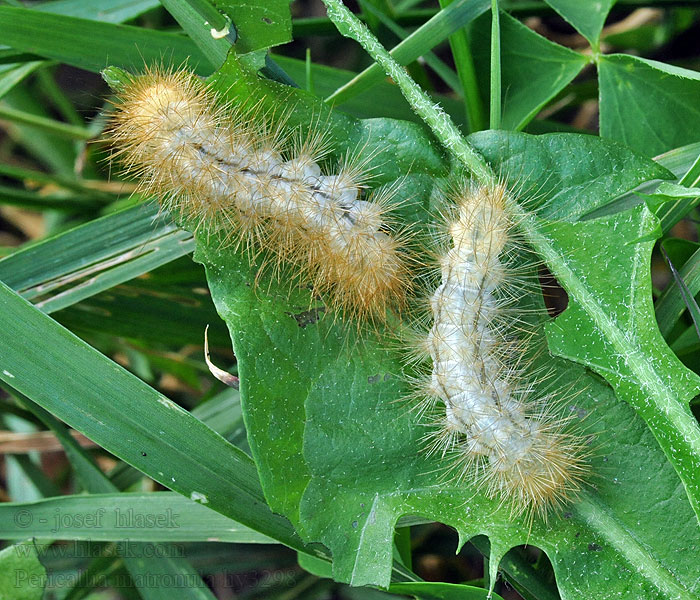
[107,67,408,323]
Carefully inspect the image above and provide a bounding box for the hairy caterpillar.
[107,68,407,322]
[421,182,588,518]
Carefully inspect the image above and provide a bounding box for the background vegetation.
[0,1,699,599]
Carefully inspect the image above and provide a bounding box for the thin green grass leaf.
[0,203,193,314]
[10,393,221,600]
[0,492,274,543]
[656,242,700,339]
[438,0,485,132]
[356,0,461,94]
[32,0,160,23]
[389,582,503,600]
[583,142,700,220]
[0,61,44,100]
[489,0,501,129]
[0,104,92,139]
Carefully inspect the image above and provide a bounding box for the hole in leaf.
[540,264,568,317]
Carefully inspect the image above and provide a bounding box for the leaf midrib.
[519,206,700,514]
[575,493,694,600]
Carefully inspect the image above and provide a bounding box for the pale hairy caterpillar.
[420,182,588,519]
[107,68,407,322]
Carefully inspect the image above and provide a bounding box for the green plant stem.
[0,185,101,211]
[438,0,485,132]
[305,47,314,93]
[489,0,501,129]
[0,104,92,139]
[0,163,89,194]
[321,0,495,186]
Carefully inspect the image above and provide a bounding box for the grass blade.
[489,0,501,129]
[0,203,193,313]
[0,492,274,543]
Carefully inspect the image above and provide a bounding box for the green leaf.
[660,243,700,343]
[389,536,562,600]
[120,555,217,599]
[160,0,231,70]
[599,54,700,157]
[640,183,700,235]
[439,0,485,132]
[469,538,560,600]
[297,552,333,578]
[272,54,468,125]
[198,54,444,525]
[0,541,46,600]
[582,142,700,221]
[543,205,700,522]
[215,0,293,53]
[0,203,194,314]
[0,104,92,139]
[304,9,700,591]
[2,85,76,176]
[202,208,700,597]
[11,396,221,600]
[656,241,700,340]
[0,62,44,101]
[544,0,616,46]
[0,6,210,75]
[31,0,160,23]
[655,182,700,198]
[209,53,446,183]
[467,130,672,220]
[54,272,229,349]
[470,11,588,130]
